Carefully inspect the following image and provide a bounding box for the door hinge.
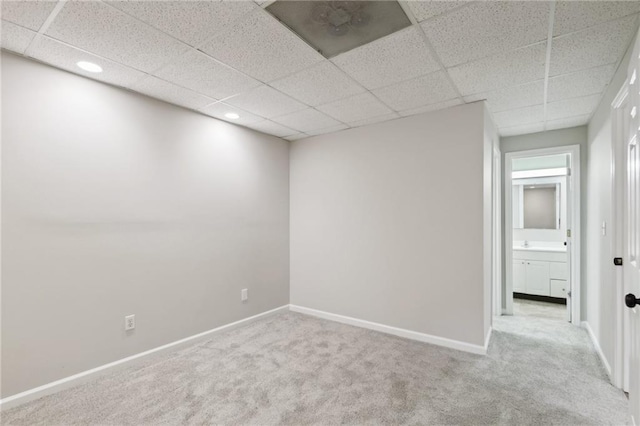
[566,229,572,238]
[567,291,572,298]
[614,257,623,266]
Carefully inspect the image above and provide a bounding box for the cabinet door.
[513,260,526,292]
[525,261,550,296]
[550,279,567,298]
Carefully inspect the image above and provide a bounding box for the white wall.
[1,53,290,398]
[585,37,635,372]
[500,127,588,311]
[290,102,492,347]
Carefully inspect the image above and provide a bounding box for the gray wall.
[290,102,492,347]
[500,126,589,314]
[585,33,635,370]
[1,53,290,397]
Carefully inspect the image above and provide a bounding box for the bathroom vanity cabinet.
[512,249,568,298]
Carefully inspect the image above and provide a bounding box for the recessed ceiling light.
[76,61,103,73]
[225,112,240,120]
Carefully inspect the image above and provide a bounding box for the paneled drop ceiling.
[2,1,639,140]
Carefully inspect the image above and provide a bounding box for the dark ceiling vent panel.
[266,1,412,59]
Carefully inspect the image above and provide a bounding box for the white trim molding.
[504,145,581,325]
[0,305,290,411]
[582,321,612,378]
[290,305,490,356]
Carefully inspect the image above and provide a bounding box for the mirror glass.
[513,182,560,230]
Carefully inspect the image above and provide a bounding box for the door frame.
[611,79,630,391]
[504,145,581,325]
[493,145,503,317]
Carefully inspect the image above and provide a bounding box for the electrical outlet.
[241,289,248,302]
[125,314,135,331]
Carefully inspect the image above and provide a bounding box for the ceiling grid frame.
[542,1,557,131]
[2,0,639,139]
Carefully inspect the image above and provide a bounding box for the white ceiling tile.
[493,105,544,128]
[554,1,640,37]
[331,26,440,90]
[1,0,56,31]
[500,122,545,138]
[348,112,400,128]
[398,98,463,117]
[305,124,349,136]
[545,114,590,131]
[316,92,394,124]
[270,61,366,107]
[1,20,36,54]
[448,43,547,95]
[29,36,147,89]
[246,120,297,138]
[131,75,216,111]
[200,102,264,126]
[545,94,601,122]
[406,1,471,22]
[271,108,342,133]
[549,15,638,76]
[106,1,256,47]
[284,133,308,141]
[463,80,545,113]
[547,64,617,103]
[423,1,549,67]
[155,50,260,100]
[199,9,323,82]
[45,1,189,73]
[372,71,458,112]
[225,85,306,118]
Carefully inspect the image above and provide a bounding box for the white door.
[564,170,572,322]
[625,31,640,425]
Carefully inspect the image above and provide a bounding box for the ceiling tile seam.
[96,0,252,55]
[19,34,159,90]
[551,11,640,42]
[258,1,276,9]
[268,106,350,127]
[414,2,475,24]
[542,1,556,130]
[462,77,546,99]
[398,1,464,103]
[584,14,640,126]
[444,39,548,73]
[416,24,464,103]
[23,0,67,57]
[547,60,620,81]
[463,57,620,100]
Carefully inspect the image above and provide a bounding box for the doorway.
[504,146,581,326]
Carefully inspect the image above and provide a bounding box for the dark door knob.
[625,293,640,308]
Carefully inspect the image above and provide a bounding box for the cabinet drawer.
[549,262,568,280]
[550,279,567,298]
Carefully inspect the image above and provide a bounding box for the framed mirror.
[512,181,561,230]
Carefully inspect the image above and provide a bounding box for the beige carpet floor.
[1,310,629,425]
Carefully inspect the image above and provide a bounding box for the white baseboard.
[290,305,489,355]
[484,326,493,352]
[581,321,612,377]
[0,305,289,411]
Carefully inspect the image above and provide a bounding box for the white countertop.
[513,246,566,253]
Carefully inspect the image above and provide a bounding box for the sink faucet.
[523,240,529,248]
